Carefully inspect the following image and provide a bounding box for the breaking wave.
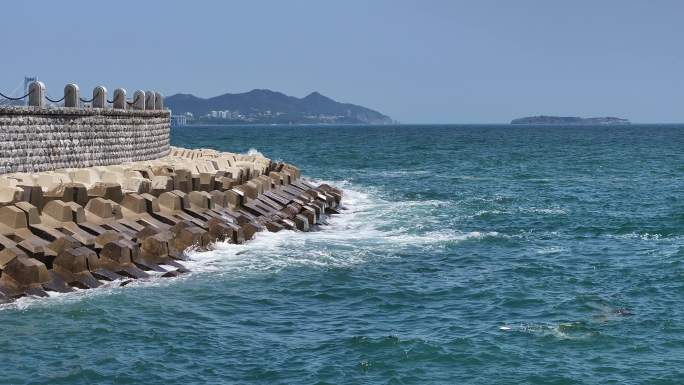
[244,148,264,157]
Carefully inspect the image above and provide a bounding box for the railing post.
[145,90,155,110]
[132,90,145,110]
[113,88,127,109]
[64,83,80,107]
[155,92,163,110]
[93,86,107,108]
[28,81,45,108]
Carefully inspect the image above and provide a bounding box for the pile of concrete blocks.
[0,146,342,302]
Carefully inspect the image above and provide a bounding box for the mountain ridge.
[165,89,394,125]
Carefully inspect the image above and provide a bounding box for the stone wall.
[0,107,170,174]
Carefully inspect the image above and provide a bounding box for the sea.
[1,124,683,384]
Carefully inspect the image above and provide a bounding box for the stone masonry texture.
[0,106,170,174]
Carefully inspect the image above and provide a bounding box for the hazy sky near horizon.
[2,1,683,123]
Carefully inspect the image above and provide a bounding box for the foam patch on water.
[178,179,502,274]
[393,199,450,208]
[535,246,568,255]
[473,209,509,217]
[369,170,432,177]
[472,207,566,218]
[1,279,132,311]
[181,181,388,275]
[244,148,264,157]
[609,232,666,241]
[380,229,502,247]
[522,207,568,215]
[498,321,596,340]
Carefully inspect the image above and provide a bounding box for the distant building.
[171,115,188,127]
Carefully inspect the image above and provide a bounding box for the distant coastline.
[511,116,631,125]
[166,89,394,126]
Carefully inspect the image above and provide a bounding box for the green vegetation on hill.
[166,89,394,125]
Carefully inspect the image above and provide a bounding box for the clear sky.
[2,0,683,123]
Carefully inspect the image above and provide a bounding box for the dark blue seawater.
[2,124,684,384]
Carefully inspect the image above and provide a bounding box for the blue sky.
[2,0,683,123]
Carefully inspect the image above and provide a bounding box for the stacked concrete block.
[0,146,343,302]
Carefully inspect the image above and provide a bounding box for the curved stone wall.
[0,107,170,174]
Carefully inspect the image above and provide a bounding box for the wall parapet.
[0,105,170,117]
[0,107,170,174]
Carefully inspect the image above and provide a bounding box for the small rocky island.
[511,116,630,125]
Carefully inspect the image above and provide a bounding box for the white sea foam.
[522,207,568,215]
[1,279,128,311]
[393,199,450,209]
[535,246,568,255]
[244,148,264,157]
[374,170,431,177]
[179,182,392,275]
[610,232,666,241]
[379,229,501,248]
[474,209,509,217]
[499,321,592,340]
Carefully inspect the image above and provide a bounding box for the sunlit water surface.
[1,124,684,384]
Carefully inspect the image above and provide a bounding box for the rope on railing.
[0,90,33,101]
[126,94,141,106]
[1,87,157,108]
[45,94,65,103]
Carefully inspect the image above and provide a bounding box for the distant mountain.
[511,116,630,125]
[165,89,394,125]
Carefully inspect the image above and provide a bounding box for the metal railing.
[0,81,164,111]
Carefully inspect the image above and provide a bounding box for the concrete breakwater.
[0,147,342,302]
